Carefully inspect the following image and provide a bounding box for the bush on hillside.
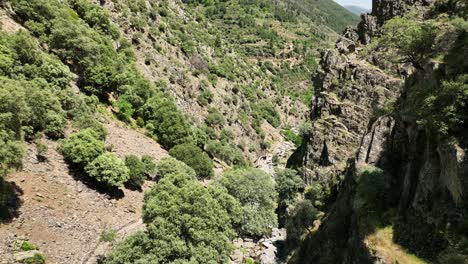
[124,155,155,188]
[125,155,147,188]
[169,143,214,178]
[155,157,196,179]
[58,129,106,166]
[85,152,129,188]
[217,167,278,237]
[206,140,246,166]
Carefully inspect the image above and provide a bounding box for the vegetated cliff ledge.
[288,0,467,263]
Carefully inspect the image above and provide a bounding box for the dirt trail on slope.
[0,119,168,264]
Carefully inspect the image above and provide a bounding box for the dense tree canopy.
[217,167,278,237]
[378,17,436,67]
[106,161,238,263]
[169,143,214,178]
[85,152,129,188]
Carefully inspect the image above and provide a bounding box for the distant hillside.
[284,0,361,32]
[344,5,371,15]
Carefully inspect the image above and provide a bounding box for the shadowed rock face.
[289,0,468,263]
[372,0,435,25]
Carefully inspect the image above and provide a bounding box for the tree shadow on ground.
[123,182,143,193]
[66,163,125,200]
[0,179,24,223]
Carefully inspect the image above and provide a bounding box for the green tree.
[275,168,303,206]
[218,167,278,237]
[58,128,105,166]
[169,143,214,178]
[378,17,436,68]
[124,155,148,188]
[275,168,303,226]
[0,132,25,178]
[156,157,196,179]
[106,172,235,263]
[285,200,318,247]
[85,152,129,187]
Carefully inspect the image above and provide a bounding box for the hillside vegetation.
[0,0,360,263]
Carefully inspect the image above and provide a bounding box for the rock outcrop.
[288,0,467,263]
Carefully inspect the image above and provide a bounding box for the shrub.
[275,168,303,206]
[73,114,107,140]
[156,157,196,179]
[253,101,281,128]
[115,97,134,123]
[58,129,106,166]
[281,129,302,147]
[0,132,25,178]
[34,140,48,162]
[217,168,278,237]
[141,155,156,176]
[206,140,246,166]
[100,228,117,242]
[169,143,214,178]
[285,200,318,247]
[124,155,147,188]
[85,152,129,188]
[411,74,468,135]
[124,155,155,188]
[205,108,225,127]
[21,253,46,264]
[304,182,328,209]
[20,241,37,251]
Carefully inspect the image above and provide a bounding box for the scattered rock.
[14,250,43,262]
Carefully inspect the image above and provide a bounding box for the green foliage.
[197,90,214,106]
[206,140,246,166]
[0,132,25,178]
[100,229,117,242]
[20,241,37,251]
[275,168,303,206]
[10,0,195,154]
[107,170,236,263]
[205,108,225,127]
[72,114,107,140]
[285,200,318,247]
[253,101,281,128]
[69,0,120,38]
[115,97,134,123]
[58,128,105,166]
[169,143,214,178]
[411,74,468,135]
[34,139,48,162]
[125,155,150,188]
[140,96,194,149]
[217,167,278,237]
[378,17,437,67]
[353,166,391,229]
[85,152,129,188]
[281,129,302,147]
[156,157,196,179]
[304,182,328,209]
[20,253,46,264]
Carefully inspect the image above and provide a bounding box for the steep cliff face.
[289,0,468,263]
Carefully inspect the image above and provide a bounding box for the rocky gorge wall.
[288,0,468,263]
